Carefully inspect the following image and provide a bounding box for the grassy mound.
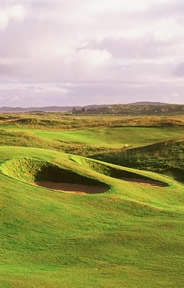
[12,117,60,127]
[0,129,59,150]
[95,139,184,182]
[1,157,109,194]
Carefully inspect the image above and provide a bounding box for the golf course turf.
[0,114,184,288]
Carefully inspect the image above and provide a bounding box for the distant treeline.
[72,104,184,115]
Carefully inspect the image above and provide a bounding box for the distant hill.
[0,103,184,115]
[0,106,76,113]
[0,104,108,113]
[129,101,168,105]
[75,103,184,115]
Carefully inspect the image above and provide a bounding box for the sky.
[0,0,184,106]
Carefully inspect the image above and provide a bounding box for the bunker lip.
[1,157,110,195]
[122,177,168,187]
[81,159,168,187]
[34,181,108,194]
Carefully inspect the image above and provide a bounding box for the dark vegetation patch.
[0,115,19,120]
[0,129,56,149]
[73,104,184,116]
[13,118,40,125]
[11,118,60,126]
[1,158,109,194]
[94,139,184,183]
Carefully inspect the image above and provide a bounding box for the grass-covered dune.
[1,146,184,287]
[96,138,184,183]
[1,113,184,129]
[1,124,184,156]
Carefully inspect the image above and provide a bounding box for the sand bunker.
[1,157,109,195]
[35,181,107,194]
[122,177,167,187]
[79,159,168,188]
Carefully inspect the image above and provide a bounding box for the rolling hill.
[1,113,184,288]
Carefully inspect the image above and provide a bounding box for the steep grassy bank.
[94,139,184,182]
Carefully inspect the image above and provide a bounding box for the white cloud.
[9,4,26,20]
[67,49,112,80]
[0,0,184,105]
[0,4,26,29]
[153,18,183,41]
[83,0,149,14]
[0,82,68,94]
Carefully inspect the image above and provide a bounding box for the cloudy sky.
[0,0,184,106]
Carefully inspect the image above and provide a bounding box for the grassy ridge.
[1,125,184,156]
[1,113,184,129]
[94,139,184,182]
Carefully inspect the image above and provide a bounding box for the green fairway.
[1,114,184,287]
[24,126,184,147]
[1,125,184,147]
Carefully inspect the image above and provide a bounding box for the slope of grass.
[0,146,184,288]
[0,129,59,149]
[95,139,184,183]
[25,126,184,147]
[0,129,113,156]
[1,114,184,288]
[1,125,184,150]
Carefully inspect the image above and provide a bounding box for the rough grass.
[1,114,184,288]
[1,113,184,129]
[1,125,184,158]
[95,139,184,183]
